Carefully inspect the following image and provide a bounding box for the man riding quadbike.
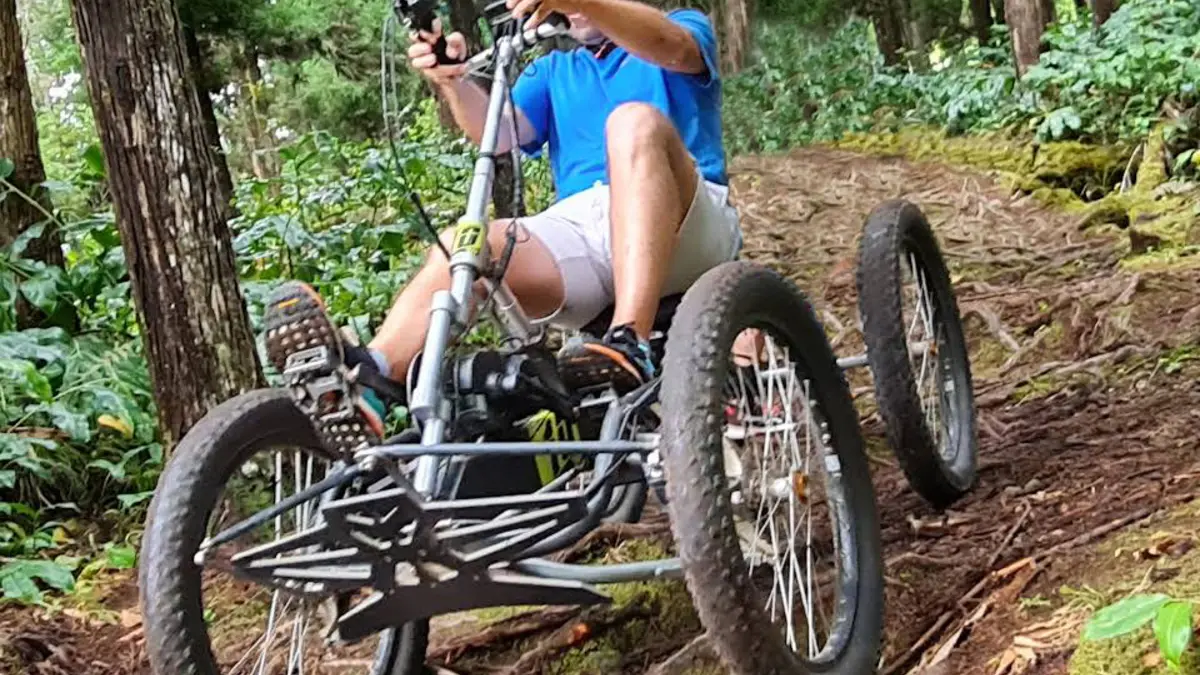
[136,0,993,672]
[263,0,743,456]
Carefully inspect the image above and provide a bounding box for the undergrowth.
[0,98,548,604]
[724,1,1200,169]
[3,0,1198,611]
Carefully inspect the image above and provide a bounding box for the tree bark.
[241,48,280,180]
[437,0,521,218]
[1005,0,1042,78]
[903,0,932,70]
[0,0,72,328]
[1091,0,1115,28]
[870,0,906,66]
[970,0,992,43]
[1038,0,1055,26]
[720,0,753,75]
[71,0,263,446]
[182,24,234,212]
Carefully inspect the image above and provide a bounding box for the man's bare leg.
[606,102,699,338]
[555,103,700,393]
[368,221,565,381]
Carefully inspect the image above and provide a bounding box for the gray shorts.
[521,171,742,330]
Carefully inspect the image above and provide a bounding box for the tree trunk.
[492,154,523,218]
[242,49,280,180]
[970,0,992,43]
[720,0,753,75]
[903,0,932,70]
[182,24,234,213]
[438,0,521,218]
[929,0,965,43]
[1091,0,1115,28]
[1038,0,1055,26]
[71,0,264,446]
[870,0,906,66]
[991,0,1005,23]
[1,0,76,329]
[1005,0,1042,78]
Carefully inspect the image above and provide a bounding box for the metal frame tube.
[514,557,684,583]
[364,439,656,461]
[837,340,930,371]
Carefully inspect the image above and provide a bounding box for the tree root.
[499,592,659,675]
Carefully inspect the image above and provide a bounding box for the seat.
[579,293,685,339]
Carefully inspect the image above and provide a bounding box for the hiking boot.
[264,281,397,454]
[558,324,656,394]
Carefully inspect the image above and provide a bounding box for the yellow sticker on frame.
[452,221,485,256]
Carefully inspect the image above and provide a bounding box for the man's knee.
[605,102,676,156]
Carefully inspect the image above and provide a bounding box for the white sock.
[369,348,391,377]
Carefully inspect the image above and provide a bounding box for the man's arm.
[520,0,707,75]
[437,77,539,154]
[408,24,541,153]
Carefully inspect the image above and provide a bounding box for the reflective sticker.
[824,453,842,475]
[452,220,486,256]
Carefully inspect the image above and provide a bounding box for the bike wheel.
[856,199,978,509]
[139,388,429,675]
[659,261,884,675]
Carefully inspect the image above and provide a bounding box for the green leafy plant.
[724,1,1199,159]
[1083,593,1195,670]
[0,557,78,605]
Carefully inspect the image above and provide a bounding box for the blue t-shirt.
[511,9,727,201]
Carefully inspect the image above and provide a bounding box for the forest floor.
[4,147,1200,675]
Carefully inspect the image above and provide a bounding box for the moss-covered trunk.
[71,0,264,447]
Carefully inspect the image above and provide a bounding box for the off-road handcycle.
[137,3,978,674]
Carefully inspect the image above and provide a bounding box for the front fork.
[405,32,540,497]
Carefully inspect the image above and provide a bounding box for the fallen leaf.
[993,647,1018,675]
[1012,635,1049,649]
[97,414,134,438]
[119,609,141,628]
[929,626,966,665]
[1014,645,1037,665]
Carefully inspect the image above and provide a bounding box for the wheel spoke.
[730,332,847,662]
[907,253,952,462]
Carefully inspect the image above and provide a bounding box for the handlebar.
[394,0,571,69]
[465,17,571,71]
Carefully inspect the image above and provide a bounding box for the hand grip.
[413,6,463,65]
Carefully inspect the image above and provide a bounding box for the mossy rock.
[833,127,1035,175]
[1032,142,1126,184]
[1069,625,1200,675]
[546,579,702,674]
[542,540,703,674]
[831,128,1128,207]
[1067,501,1200,674]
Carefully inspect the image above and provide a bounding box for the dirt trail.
[735,148,1200,675]
[5,148,1200,675]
